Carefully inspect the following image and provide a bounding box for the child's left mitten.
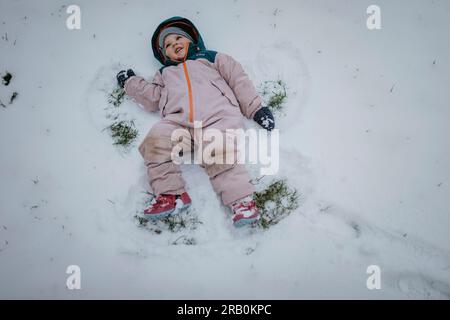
[253,106,275,131]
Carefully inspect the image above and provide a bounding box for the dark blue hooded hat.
[151,16,216,69]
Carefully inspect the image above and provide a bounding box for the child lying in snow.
[117,16,274,227]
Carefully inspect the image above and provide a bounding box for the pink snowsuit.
[124,17,263,205]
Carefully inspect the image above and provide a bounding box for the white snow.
[1,0,449,299]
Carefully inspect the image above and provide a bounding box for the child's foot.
[230,196,260,227]
[144,192,192,219]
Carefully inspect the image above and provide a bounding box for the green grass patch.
[255,179,299,229]
[259,79,288,114]
[135,211,202,234]
[108,120,138,147]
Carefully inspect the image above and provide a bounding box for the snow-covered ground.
[1,0,450,299]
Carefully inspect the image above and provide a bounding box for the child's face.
[163,34,191,61]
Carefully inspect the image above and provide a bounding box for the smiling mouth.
[175,47,183,54]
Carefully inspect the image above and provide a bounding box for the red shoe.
[144,192,192,219]
[230,196,260,227]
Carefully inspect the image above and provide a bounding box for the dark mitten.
[116,69,136,88]
[253,106,275,131]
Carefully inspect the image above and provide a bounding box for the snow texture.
[0,0,449,299]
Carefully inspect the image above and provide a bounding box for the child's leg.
[197,117,255,205]
[138,119,190,195]
[204,162,255,205]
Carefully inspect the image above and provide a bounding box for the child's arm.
[214,52,263,119]
[122,70,164,113]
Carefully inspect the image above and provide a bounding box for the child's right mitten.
[116,69,136,88]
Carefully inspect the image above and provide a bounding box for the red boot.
[144,192,192,219]
[230,195,260,227]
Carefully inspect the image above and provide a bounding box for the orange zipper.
[182,62,194,123]
[181,42,194,123]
